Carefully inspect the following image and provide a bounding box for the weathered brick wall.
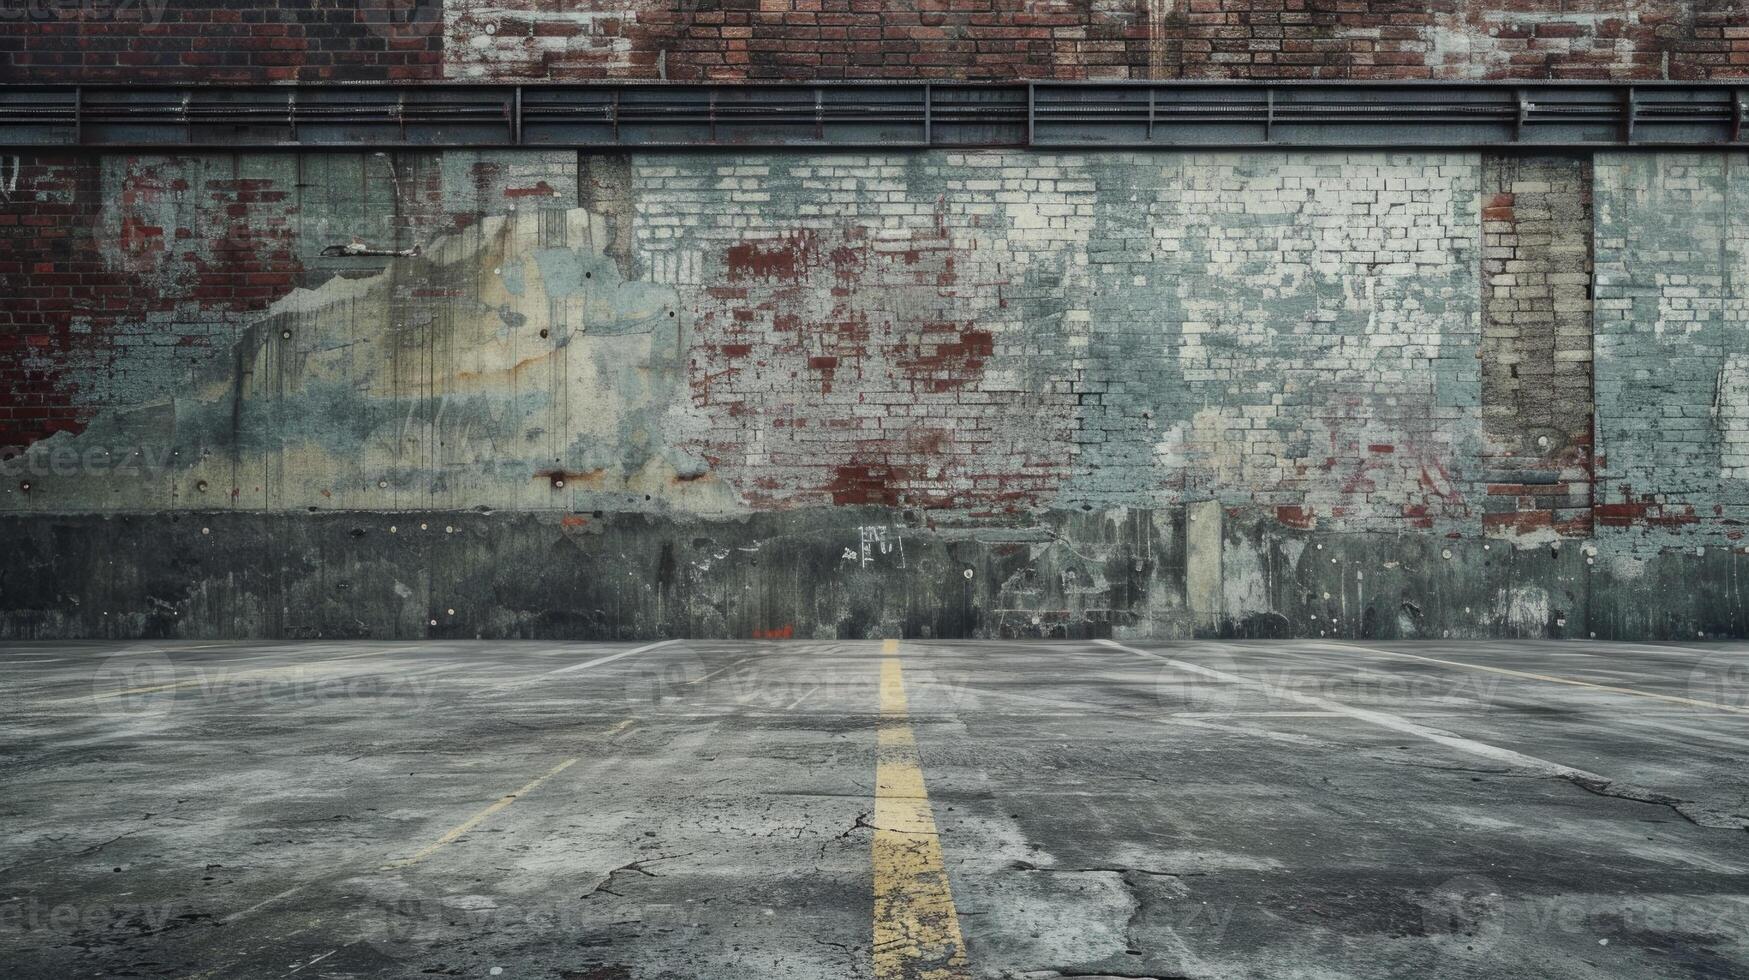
[1064,153,1481,532]
[6,0,1749,83]
[450,0,1749,81]
[4,149,1481,538]
[629,151,1481,524]
[0,155,305,453]
[1593,151,1749,553]
[0,0,444,82]
[0,150,574,466]
[639,153,1086,513]
[0,156,94,450]
[18,148,1749,551]
[1480,154,1595,539]
[16,146,1749,637]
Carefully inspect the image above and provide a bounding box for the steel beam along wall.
[4,82,1749,151]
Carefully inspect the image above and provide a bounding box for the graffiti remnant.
[843,525,906,569]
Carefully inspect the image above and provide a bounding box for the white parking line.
[1093,639,1603,781]
[544,639,681,675]
[1314,640,1749,714]
[483,642,683,693]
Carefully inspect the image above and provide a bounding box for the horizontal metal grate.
[0,82,1743,150]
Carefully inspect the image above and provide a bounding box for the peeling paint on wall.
[11,203,741,514]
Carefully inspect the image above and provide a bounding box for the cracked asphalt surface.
[2,638,1748,979]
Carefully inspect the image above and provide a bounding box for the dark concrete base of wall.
[0,508,1739,640]
[0,508,1182,641]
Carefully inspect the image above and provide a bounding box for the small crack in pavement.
[580,856,674,900]
[1563,775,1738,829]
[1006,860,1204,878]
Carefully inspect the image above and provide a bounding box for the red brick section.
[0,0,443,82]
[0,156,304,453]
[608,0,1749,81]
[0,157,144,452]
[6,1,1749,83]
[0,153,493,455]
[0,157,89,451]
[688,221,1072,514]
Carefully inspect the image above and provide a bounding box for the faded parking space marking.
[1317,640,1749,714]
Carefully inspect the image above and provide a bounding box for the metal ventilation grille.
[0,83,1742,150]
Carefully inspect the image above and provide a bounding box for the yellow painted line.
[382,757,579,869]
[1321,641,1749,715]
[873,639,970,980]
[77,649,389,702]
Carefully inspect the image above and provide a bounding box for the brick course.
[637,152,1483,523]
[1066,152,1481,532]
[5,1,1749,83]
[5,148,1485,536]
[0,0,443,82]
[640,153,1085,513]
